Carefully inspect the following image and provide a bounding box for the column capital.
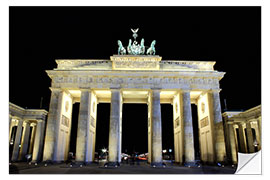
[209,89,222,93]
[23,120,31,125]
[80,88,92,92]
[49,87,62,92]
[151,88,162,91]
[245,121,252,126]
[110,88,121,92]
[237,122,245,126]
[14,118,23,125]
[30,122,37,127]
[180,89,191,93]
[36,120,44,123]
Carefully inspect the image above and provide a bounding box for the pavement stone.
[9,162,237,174]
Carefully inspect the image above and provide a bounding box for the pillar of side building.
[254,119,261,150]
[246,121,255,153]
[228,123,238,164]
[75,89,93,163]
[11,119,23,161]
[180,90,195,166]
[19,121,31,161]
[9,115,14,142]
[257,117,261,141]
[209,90,226,162]
[223,120,232,163]
[238,123,248,153]
[108,89,122,166]
[32,120,45,162]
[28,123,36,154]
[43,88,63,162]
[150,89,163,166]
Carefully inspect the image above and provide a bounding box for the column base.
[104,161,120,168]
[74,161,84,165]
[150,162,166,168]
[184,161,197,167]
[42,160,64,164]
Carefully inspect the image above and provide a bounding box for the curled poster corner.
[235,151,261,174]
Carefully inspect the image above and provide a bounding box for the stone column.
[19,122,31,161]
[76,89,92,163]
[43,88,63,162]
[9,116,13,142]
[108,89,122,165]
[209,90,226,162]
[39,121,46,160]
[9,115,12,129]
[257,118,261,150]
[181,90,195,165]
[223,120,232,163]
[28,124,36,154]
[228,124,237,164]
[246,121,255,153]
[257,117,261,138]
[254,120,261,150]
[147,95,152,163]
[238,123,247,153]
[11,120,23,161]
[150,89,163,166]
[32,121,43,162]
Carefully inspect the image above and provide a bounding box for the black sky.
[9,7,261,154]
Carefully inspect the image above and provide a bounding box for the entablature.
[47,69,224,90]
[9,102,48,122]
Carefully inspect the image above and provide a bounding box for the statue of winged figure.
[146,40,156,55]
[131,28,139,40]
[117,40,126,55]
[131,28,139,34]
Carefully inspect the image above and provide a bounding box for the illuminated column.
[150,89,163,166]
[11,120,23,161]
[9,116,13,142]
[147,94,152,163]
[76,89,92,163]
[43,88,63,161]
[228,124,237,164]
[254,120,261,150]
[39,121,46,159]
[257,118,261,150]
[238,123,247,153]
[28,123,36,154]
[32,121,44,162]
[118,92,123,163]
[209,90,226,162]
[257,117,261,137]
[246,121,255,153]
[89,94,98,162]
[108,89,122,165]
[181,90,195,165]
[19,121,31,161]
[9,115,12,128]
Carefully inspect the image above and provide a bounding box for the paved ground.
[9,161,237,174]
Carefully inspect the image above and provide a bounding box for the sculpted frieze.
[114,61,158,69]
[52,75,220,90]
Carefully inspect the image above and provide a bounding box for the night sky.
[9,7,261,155]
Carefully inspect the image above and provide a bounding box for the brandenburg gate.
[43,29,227,166]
